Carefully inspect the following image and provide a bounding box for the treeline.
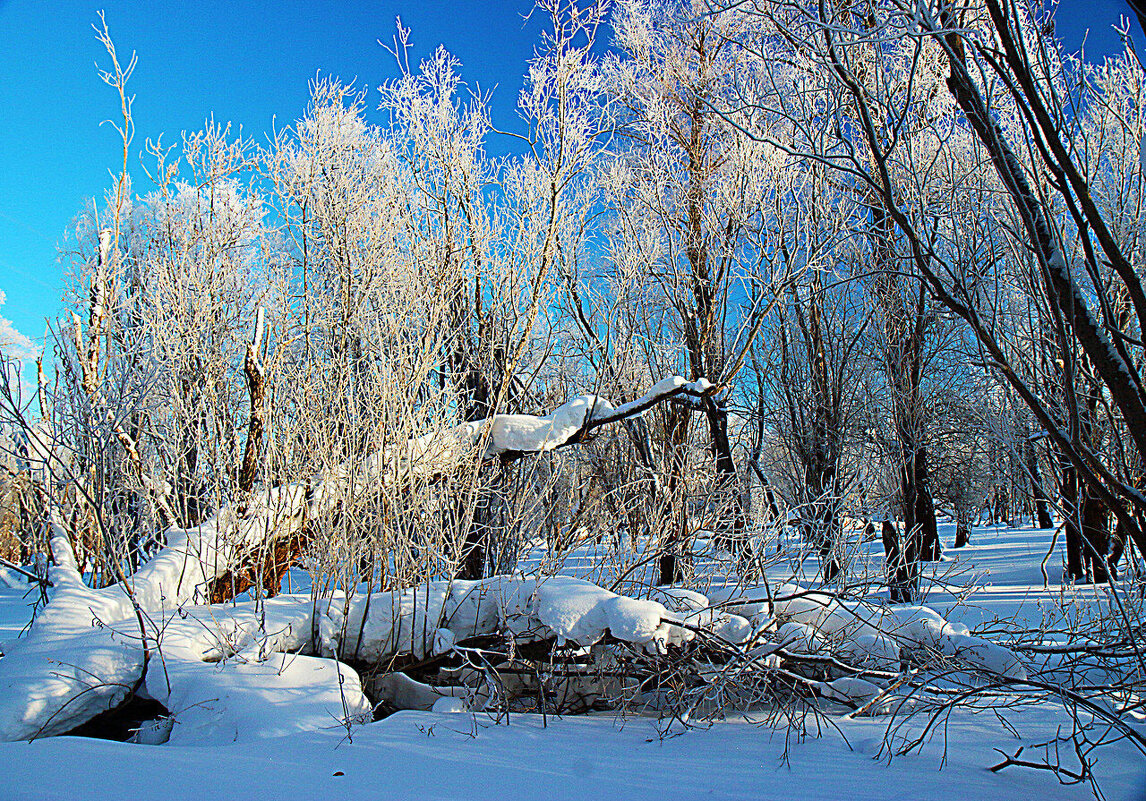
[3,0,1143,600]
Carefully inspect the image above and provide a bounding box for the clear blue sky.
[0,0,1134,359]
[0,0,543,358]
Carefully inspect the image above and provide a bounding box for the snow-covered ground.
[0,523,1142,800]
[0,707,1136,801]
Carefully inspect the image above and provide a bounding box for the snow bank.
[373,672,480,712]
[0,529,148,740]
[0,562,1027,743]
[0,519,364,742]
[138,595,371,746]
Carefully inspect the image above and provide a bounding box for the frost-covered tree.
[603,0,786,582]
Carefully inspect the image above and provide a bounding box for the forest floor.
[0,522,1143,801]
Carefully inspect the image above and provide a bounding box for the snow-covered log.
[0,570,744,741]
[0,376,714,740]
[322,574,749,663]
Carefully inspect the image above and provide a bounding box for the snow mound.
[143,595,370,746]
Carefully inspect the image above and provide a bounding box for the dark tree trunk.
[704,396,747,554]
[1110,520,1128,579]
[450,330,497,582]
[903,444,940,564]
[457,493,492,582]
[953,504,971,548]
[1058,456,1087,582]
[1024,437,1053,529]
[457,463,508,582]
[657,409,692,586]
[953,520,970,548]
[991,486,1008,526]
[1056,458,1109,584]
[802,456,842,584]
[657,552,683,587]
[883,520,912,603]
[1081,493,1110,584]
[456,492,487,580]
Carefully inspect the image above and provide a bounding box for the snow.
[484,395,615,455]
[0,709,1139,801]
[707,579,1027,680]
[323,582,452,661]
[821,675,884,705]
[140,595,371,746]
[319,573,722,661]
[158,652,371,746]
[374,672,478,711]
[430,696,469,713]
[0,568,727,741]
[477,375,711,457]
[502,575,668,646]
[0,528,148,739]
[0,513,370,741]
[0,522,1143,798]
[0,583,34,642]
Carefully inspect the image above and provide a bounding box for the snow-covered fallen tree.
[0,540,1041,744]
[0,371,1127,765]
[0,376,715,741]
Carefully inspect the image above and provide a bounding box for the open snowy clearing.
[0,522,1142,800]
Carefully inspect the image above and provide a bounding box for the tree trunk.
[451,336,496,582]
[903,444,940,569]
[883,519,912,603]
[953,504,971,548]
[1024,436,1053,529]
[1110,519,1129,579]
[1058,455,1087,582]
[704,395,747,554]
[1081,492,1109,584]
[805,461,841,584]
[657,406,693,586]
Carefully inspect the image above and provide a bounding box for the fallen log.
[0,376,716,741]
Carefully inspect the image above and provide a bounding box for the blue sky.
[0,0,1135,359]
[0,0,543,358]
